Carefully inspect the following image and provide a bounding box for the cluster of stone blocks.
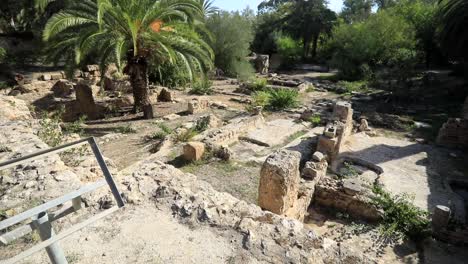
[317,101,353,163]
[437,97,468,148]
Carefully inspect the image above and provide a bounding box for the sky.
[213,0,344,13]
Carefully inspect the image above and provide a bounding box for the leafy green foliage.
[251,90,272,108]
[267,89,299,110]
[275,35,302,68]
[206,9,255,77]
[328,10,416,80]
[337,80,369,93]
[190,77,213,95]
[341,0,373,23]
[372,184,431,241]
[158,123,173,135]
[309,115,322,127]
[63,115,86,135]
[248,78,268,91]
[38,109,64,147]
[150,60,192,90]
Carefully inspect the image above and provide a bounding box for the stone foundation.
[436,118,468,148]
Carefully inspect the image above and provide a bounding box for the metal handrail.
[0,137,125,264]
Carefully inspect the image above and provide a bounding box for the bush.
[207,10,255,78]
[337,80,369,94]
[190,78,213,95]
[309,115,322,127]
[251,90,271,108]
[372,185,431,241]
[249,78,268,91]
[268,89,299,110]
[276,35,302,69]
[328,11,416,80]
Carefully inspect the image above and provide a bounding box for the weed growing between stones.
[63,115,87,135]
[309,115,322,127]
[286,130,307,142]
[248,88,299,111]
[339,162,360,178]
[116,125,137,134]
[371,184,431,241]
[38,109,64,147]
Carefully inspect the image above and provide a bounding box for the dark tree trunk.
[311,33,319,59]
[124,55,152,119]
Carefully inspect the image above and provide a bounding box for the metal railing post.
[31,212,68,264]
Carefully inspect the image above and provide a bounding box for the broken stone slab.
[240,119,305,147]
[163,113,180,121]
[196,114,222,130]
[333,101,353,122]
[183,142,205,161]
[258,149,301,215]
[342,179,363,196]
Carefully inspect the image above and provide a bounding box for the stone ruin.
[437,96,468,148]
[317,101,353,162]
[257,101,388,222]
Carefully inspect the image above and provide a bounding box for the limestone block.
[183,142,205,161]
[333,101,353,122]
[188,99,209,114]
[50,72,63,80]
[302,160,328,181]
[312,151,325,162]
[74,83,100,119]
[41,74,51,81]
[317,135,338,161]
[358,119,370,132]
[51,80,74,98]
[258,150,301,215]
[158,88,174,102]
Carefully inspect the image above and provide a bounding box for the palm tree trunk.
[125,55,153,119]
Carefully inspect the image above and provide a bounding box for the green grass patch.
[116,125,137,134]
[286,130,307,142]
[308,115,322,127]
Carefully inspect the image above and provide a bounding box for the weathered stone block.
[158,88,174,102]
[333,101,353,122]
[183,142,205,161]
[302,160,327,181]
[312,151,325,162]
[258,150,301,215]
[317,135,338,161]
[51,80,73,98]
[188,99,209,114]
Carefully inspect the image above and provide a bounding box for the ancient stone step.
[240,119,306,147]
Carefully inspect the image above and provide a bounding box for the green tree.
[206,9,255,78]
[43,0,213,118]
[341,0,373,23]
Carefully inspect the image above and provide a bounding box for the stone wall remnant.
[74,83,100,120]
[51,80,74,98]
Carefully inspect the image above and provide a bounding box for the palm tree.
[43,0,214,118]
[438,0,468,62]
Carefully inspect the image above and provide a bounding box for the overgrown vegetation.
[372,184,431,241]
[190,78,214,95]
[309,115,322,127]
[38,110,63,147]
[116,125,137,134]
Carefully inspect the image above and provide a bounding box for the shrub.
[207,10,255,78]
[63,115,86,135]
[309,115,322,127]
[328,10,416,80]
[38,110,64,147]
[249,78,268,91]
[175,128,198,143]
[158,123,173,135]
[150,59,193,89]
[337,80,369,94]
[276,35,302,69]
[372,184,431,241]
[190,78,213,95]
[251,90,272,108]
[267,89,299,110]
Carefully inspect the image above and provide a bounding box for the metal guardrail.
[0,137,125,264]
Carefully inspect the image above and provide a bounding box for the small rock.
[312,151,325,162]
[183,142,205,161]
[343,179,362,196]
